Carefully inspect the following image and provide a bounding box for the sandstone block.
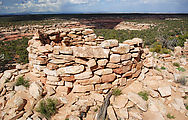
[110,54,121,63]
[97,59,108,66]
[57,65,85,75]
[101,73,116,83]
[72,84,94,93]
[100,39,119,48]
[121,53,131,61]
[74,70,93,80]
[86,59,96,67]
[47,76,59,82]
[95,83,113,90]
[106,63,121,68]
[113,65,132,74]
[59,47,73,54]
[62,76,75,82]
[82,29,94,35]
[73,46,110,58]
[75,75,101,85]
[111,43,130,54]
[94,69,113,75]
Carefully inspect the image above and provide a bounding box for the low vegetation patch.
[167,113,175,119]
[176,67,186,72]
[150,42,171,54]
[185,104,188,110]
[36,98,58,119]
[173,62,180,67]
[138,91,149,101]
[161,66,166,70]
[15,76,30,87]
[175,76,187,85]
[112,88,122,96]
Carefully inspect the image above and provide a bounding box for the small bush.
[15,76,29,87]
[176,76,187,85]
[112,88,122,96]
[173,62,180,67]
[176,67,186,72]
[138,91,149,101]
[185,104,188,110]
[183,96,188,99]
[161,66,166,70]
[167,113,175,119]
[36,98,58,119]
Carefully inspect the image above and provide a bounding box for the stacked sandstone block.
[27,28,143,94]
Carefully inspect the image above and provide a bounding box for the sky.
[0,0,188,15]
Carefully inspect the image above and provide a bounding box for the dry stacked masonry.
[27,28,144,93]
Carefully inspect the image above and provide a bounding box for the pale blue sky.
[0,0,188,14]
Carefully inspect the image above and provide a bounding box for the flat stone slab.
[128,92,148,111]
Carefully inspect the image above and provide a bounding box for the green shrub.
[185,104,188,110]
[173,62,180,67]
[150,42,171,54]
[112,88,122,96]
[138,91,149,101]
[176,67,186,72]
[167,113,175,119]
[15,76,29,87]
[161,66,166,70]
[36,98,58,119]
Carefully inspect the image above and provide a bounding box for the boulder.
[29,82,43,99]
[47,76,60,82]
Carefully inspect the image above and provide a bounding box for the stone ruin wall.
[27,27,144,94]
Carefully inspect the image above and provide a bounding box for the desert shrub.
[112,88,122,96]
[173,62,180,67]
[150,42,171,54]
[161,66,166,70]
[176,67,186,72]
[138,91,149,101]
[15,76,29,87]
[155,66,161,72]
[176,76,187,85]
[185,104,188,110]
[167,113,175,119]
[36,98,58,119]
